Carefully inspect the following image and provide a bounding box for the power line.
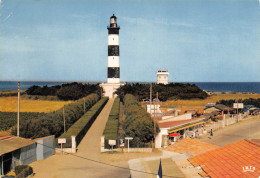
[35,141,185,178]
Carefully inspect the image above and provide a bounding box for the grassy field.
[0,96,73,113]
[161,92,260,109]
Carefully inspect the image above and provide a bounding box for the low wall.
[56,136,76,153]
[161,113,192,122]
[206,114,250,132]
[101,148,152,153]
[35,135,55,160]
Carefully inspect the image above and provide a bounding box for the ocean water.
[191,82,260,94]
[0,81,67,92]
[0,81,260,93]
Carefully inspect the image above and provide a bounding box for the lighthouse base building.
[100,14,124,98]
[100,83,123,98]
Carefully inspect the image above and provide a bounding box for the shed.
[0,136,36,175]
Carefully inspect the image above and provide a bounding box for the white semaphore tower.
[156,70,169,85]
[100,14,124,98]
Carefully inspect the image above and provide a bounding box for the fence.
[101,137,152,152]
[205,113,251,132]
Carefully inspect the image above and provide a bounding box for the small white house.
[146,104,162,115]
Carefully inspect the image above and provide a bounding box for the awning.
[169,133,180,137]
[168,121,206,134]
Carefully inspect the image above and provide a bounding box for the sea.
[0,81,260,94]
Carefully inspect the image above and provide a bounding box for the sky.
[0,0,259,82]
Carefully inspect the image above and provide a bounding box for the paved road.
[199,116,260,146]
[31,99,131,178]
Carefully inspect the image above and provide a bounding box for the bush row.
[103,98,120,148]
[12,94,100,139]
[0,112,45,131]
[59,97,108,147]
[116,83,208,101]
[26,82,102,100]
[124,94,159,147]
[217,98,260,108]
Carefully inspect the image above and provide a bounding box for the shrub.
[115,83,208,102]
[26,82,103,101]
[103,98,120,148]
[12,94,100,138]
[59,97,108,147]
[15,165,33,178]
[0,112,45,131]
[217,98,260,108]
[123,94,159,147]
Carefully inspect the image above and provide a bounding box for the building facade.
[156,70,169,85]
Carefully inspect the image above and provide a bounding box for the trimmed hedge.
[103,98,120,149]
[12,94,100,139]
[15,165,33,178]
[124,94,159,147]
[59,97,108,147]
[0,112,45,131]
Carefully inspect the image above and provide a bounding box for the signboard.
[119,139,124,147]
[109,140,116,146]
[58,138,66,144]
[233,103,244,109]
[125,137,133,140]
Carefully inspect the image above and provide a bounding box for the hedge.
[124,94,159,147]
[15,165,33,178]
[115,83,208,101]
[0,112,45,131]
[12,94,100,139]
[103,98,120,149]
[59,97,108,147]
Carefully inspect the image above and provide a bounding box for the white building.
[146,104,162,116]
[156,70,169,85]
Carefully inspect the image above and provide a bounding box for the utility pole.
[236,99,239,123]
[63,107,66,133]
[153,98,156,148]
[84,98,86,114]
[17,81,20,137]
[150,83,152,116]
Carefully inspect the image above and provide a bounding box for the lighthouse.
[107,14,120,83]
[100,14,124,98]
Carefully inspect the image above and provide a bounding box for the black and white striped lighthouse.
[100,14,124,98]
[107,14,120,83]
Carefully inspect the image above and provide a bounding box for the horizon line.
[0,79,260,83]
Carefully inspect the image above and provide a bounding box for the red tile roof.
[0,136,13,140]
[158,118,203,128]
[188,139,260,178]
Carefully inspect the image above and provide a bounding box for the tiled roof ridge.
[0,136,13,141]
[244,139,260,147]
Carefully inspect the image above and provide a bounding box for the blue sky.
[0,0,259,82]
